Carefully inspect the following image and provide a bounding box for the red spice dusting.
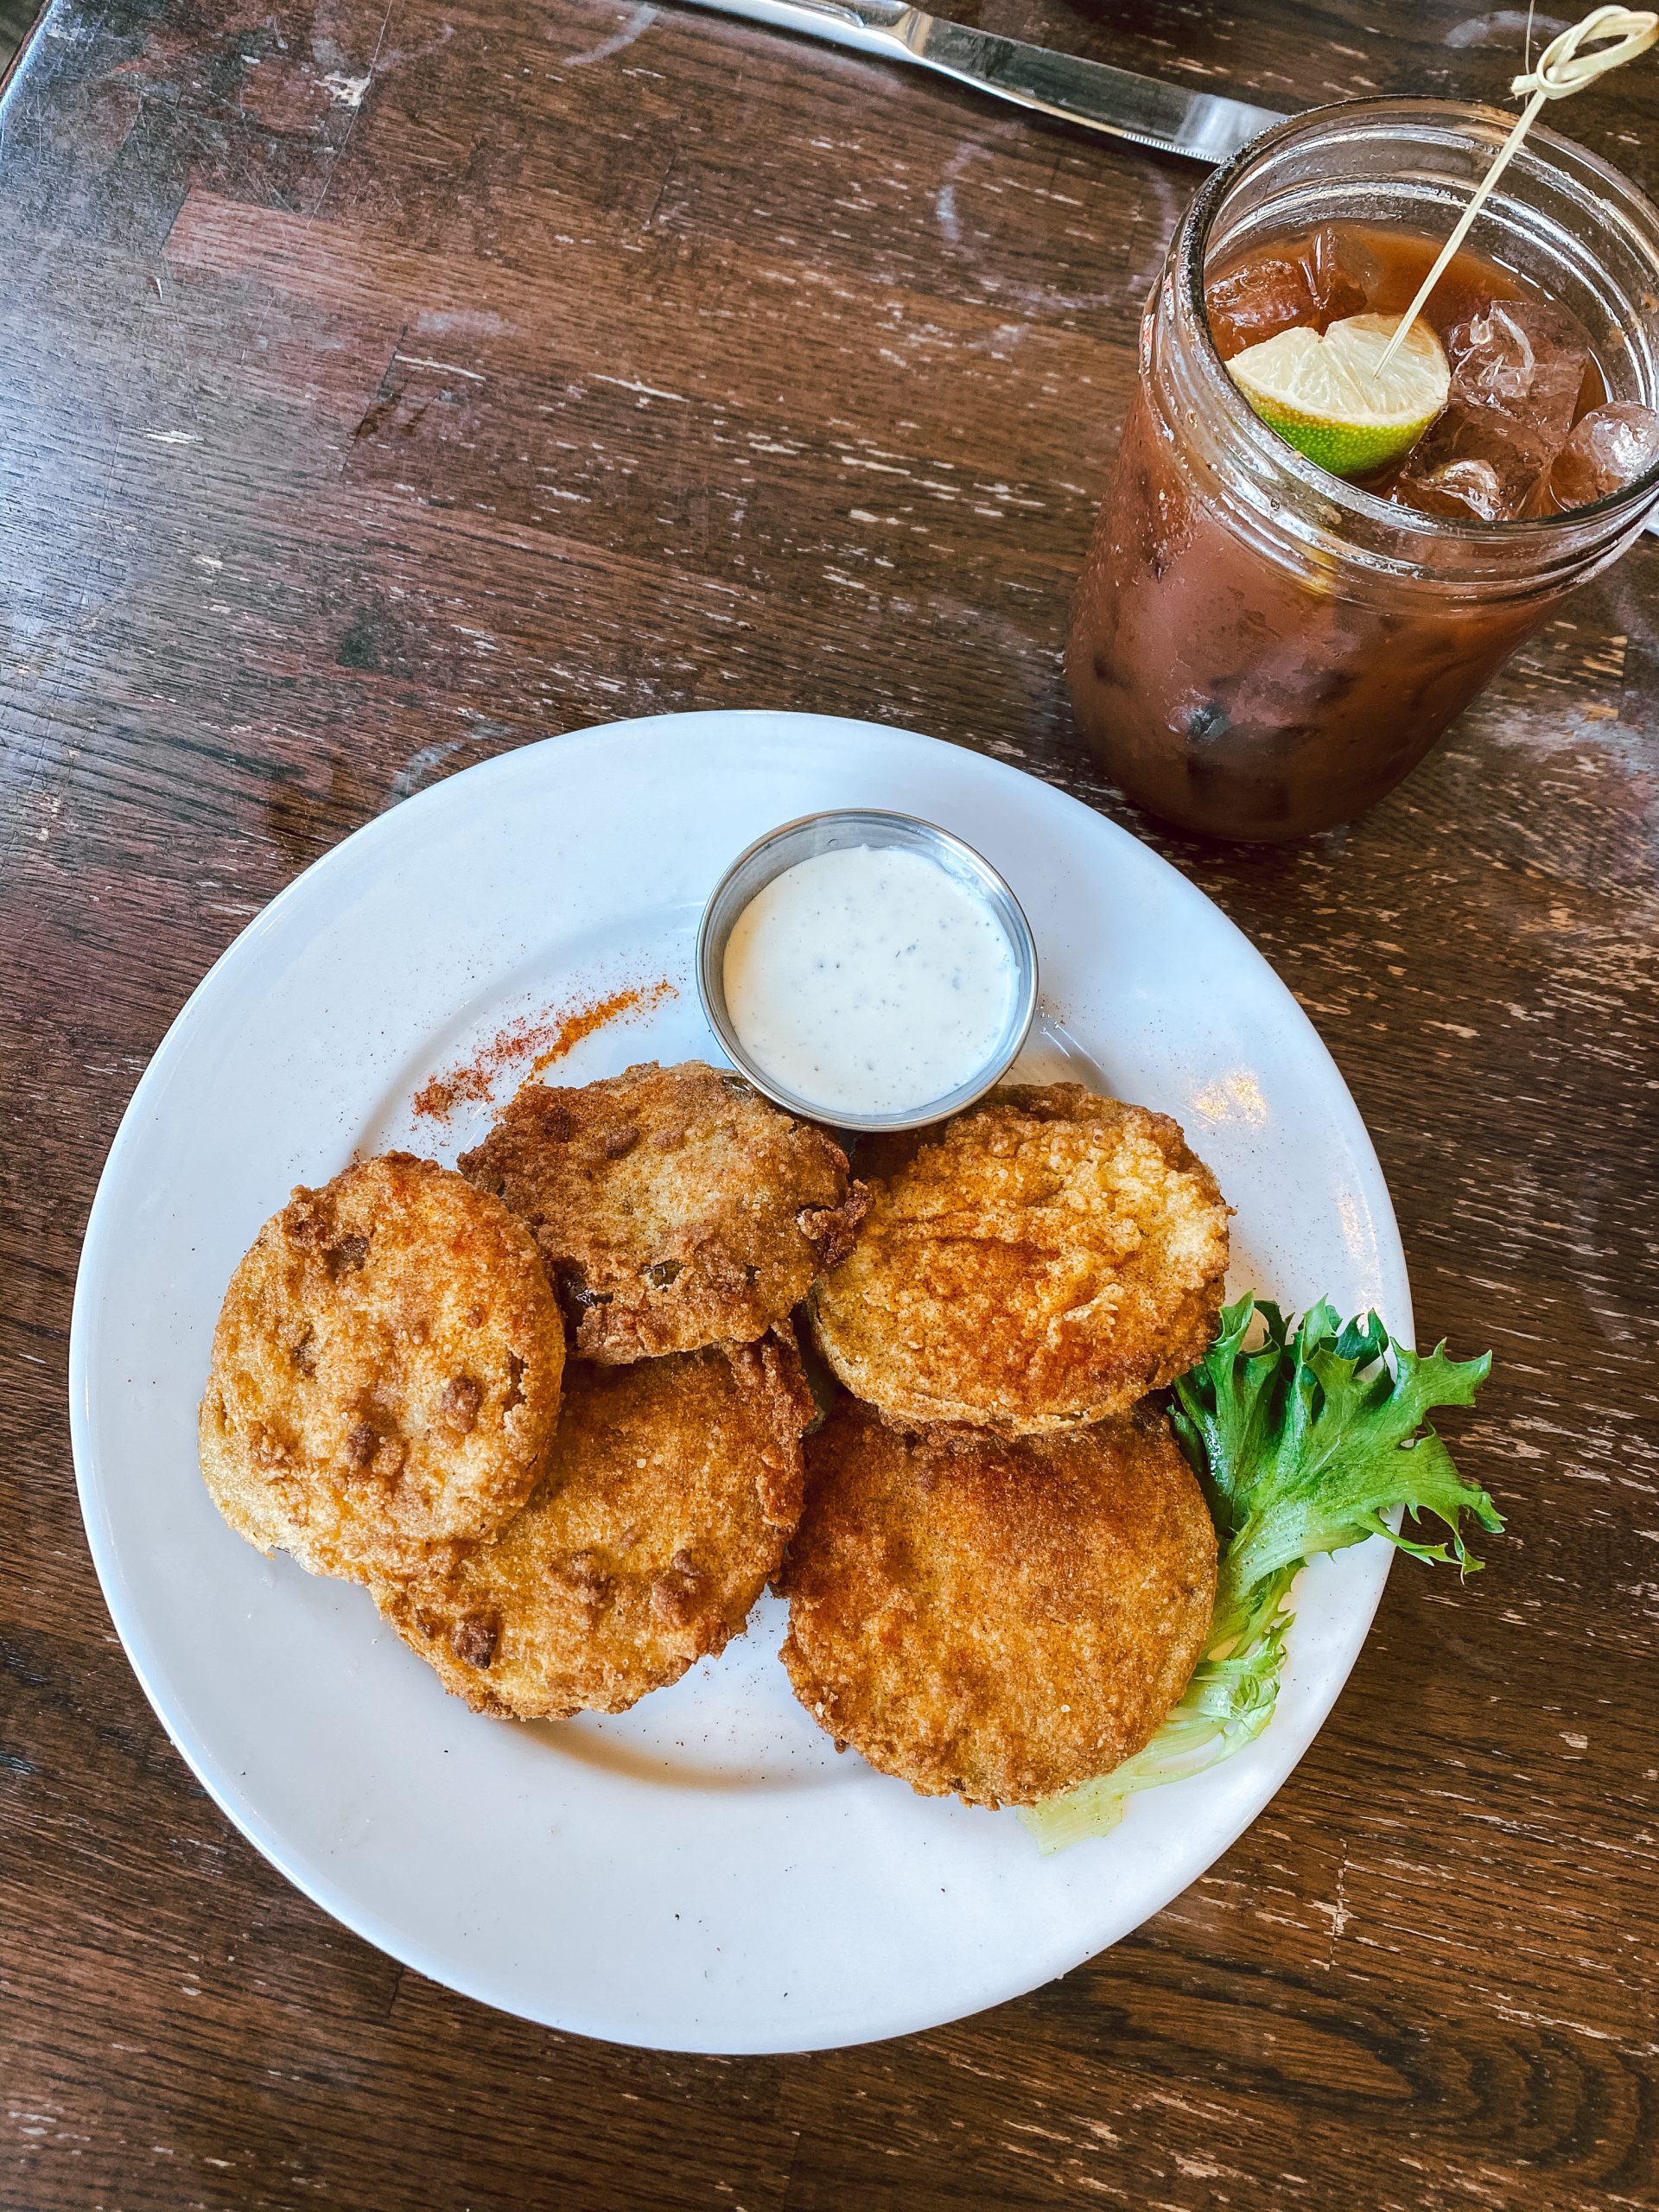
[412,978,677,1122]
[412,1076,459,1119]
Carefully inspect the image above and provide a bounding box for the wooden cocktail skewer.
[1373,5,1659,376]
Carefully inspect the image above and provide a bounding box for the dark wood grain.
[3,1,1657,2206]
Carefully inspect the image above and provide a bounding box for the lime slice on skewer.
[1226,311,1451,478]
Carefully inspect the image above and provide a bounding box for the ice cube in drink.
[1394,300,1591,520]
[1549,399,1659,508]
[1205,255,1318,353]
[1305,223,1382,323]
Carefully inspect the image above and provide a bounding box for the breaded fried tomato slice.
[779,1398,1217,1808]
[810,1084,1230,1433]
[460,1059,866,1363]
[376,1327,814,1719]
[199,1154,563,1583]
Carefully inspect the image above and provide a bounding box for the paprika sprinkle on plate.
[412,978,676,1122]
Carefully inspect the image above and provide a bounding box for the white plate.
[71,710,1408,2056]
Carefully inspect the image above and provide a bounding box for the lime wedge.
[1227,311,1451,478]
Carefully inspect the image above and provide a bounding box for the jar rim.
[1180,95,1659,544]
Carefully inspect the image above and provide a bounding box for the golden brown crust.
[810,1083,1230,1433]
[778,1398,1217,1807]
[198,1154,563,1584]
[375,1326,816,1719]
[459,1060,867,1363]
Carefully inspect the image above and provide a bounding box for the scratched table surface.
[3,0,1658,2205]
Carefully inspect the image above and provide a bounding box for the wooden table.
[5,2,1656,2204]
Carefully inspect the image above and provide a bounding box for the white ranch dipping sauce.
[721,843,1019,1119]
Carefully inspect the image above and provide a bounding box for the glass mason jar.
[1065,100,1659,842]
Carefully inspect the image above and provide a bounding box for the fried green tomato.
[375,1327,814,1719]
[778,1398,1217,1808]
[810,1084,1230,1433]
[460,1059,866,1363]
[199,1154,563,1584]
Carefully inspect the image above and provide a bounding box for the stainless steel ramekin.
[696,808,1039,1135]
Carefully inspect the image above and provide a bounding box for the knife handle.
[673,0,922,62]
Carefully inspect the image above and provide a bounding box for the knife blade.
[667,0,1286,163]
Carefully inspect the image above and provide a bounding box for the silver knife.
[667,0,1286,163]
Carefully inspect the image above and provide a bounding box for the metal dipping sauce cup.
[696,809,1039,1135]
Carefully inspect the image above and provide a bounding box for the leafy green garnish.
[1020,1296,1500,1853]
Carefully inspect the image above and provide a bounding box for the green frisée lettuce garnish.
[1020,1296,1500,1854]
